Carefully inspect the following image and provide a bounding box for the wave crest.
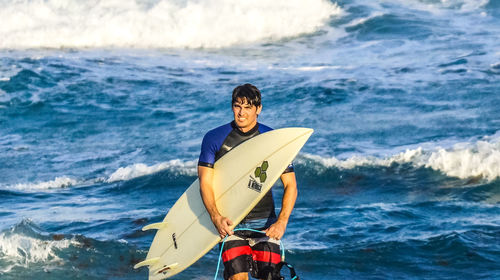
[106,159,197,182]
[1,158,197,191]
[301,136,500,181]
[0,0,341,49]
[7,177,78,191]
[0,220,78,271]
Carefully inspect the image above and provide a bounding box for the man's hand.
[212,215,234,239]
[264,219,287,240]
[264,171,297,240]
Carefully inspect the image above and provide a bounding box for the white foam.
[344,11,385,28]
[0,0,342,49]
[1,158,197,191]
[7,176,78,191]
[269,65,344,72]
[284,235,330,250]
[0,231,77,267]
[302,135,500,181]
[106,159,197,182]
[424,141,500,180]
[447,0,490,12]
[384,0,490,12]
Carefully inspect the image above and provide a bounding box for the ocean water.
[1,0,499,279]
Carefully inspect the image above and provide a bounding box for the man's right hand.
[212,215,234,238]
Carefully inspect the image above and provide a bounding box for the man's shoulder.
[203,122,233,140]
[258,123,273,133]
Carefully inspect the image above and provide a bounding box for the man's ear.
[256,105,262,115]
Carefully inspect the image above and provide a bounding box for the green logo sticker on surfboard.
[248,161,269,192]
[254,160,268,183]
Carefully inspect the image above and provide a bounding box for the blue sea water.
[1,0,499,279]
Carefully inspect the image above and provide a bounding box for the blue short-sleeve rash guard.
[199,121,272,167]
[198,121,293,229]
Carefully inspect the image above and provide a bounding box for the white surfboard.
[134,127,313,279]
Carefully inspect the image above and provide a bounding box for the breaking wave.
[4,134,500,193]
[5,177,78,191]
[106,159,197,182]
[0,220,78,272]
[0,0,341,49]
[0,219,143,277]
[300,136,500,181]
[1,158,197,191]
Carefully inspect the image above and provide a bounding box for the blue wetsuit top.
[198,121,294,229]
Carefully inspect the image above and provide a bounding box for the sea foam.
[0,0,341,49]
[0,229,77,270]
[302,136,500,181]
[1,158,198,191]
[106,159,197,182]
[6,136,500,192]
[7,177,78,191]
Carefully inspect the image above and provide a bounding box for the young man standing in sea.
[198,84,298,280]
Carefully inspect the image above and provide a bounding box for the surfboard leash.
[214,228,298,280]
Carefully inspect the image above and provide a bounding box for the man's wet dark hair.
[232,83,262,107]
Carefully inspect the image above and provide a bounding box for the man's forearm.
[277,180,297,224]
[198,165,233,238]
[200,183,221,220]
[198,166,220,220]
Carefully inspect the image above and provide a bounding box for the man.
[198,83,298,280]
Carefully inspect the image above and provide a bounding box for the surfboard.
[134,127,313,279]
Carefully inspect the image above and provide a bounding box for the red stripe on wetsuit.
[222,246,281,264]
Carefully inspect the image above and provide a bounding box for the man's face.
[232,98,262,133]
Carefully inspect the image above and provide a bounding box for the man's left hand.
[264,220,287,240]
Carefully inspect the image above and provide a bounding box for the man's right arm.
[198,165,234,238]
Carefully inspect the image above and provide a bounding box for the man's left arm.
[264,171,297,240]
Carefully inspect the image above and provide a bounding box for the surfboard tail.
[154,262,179,275]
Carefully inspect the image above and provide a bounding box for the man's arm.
[264,171,298,240]
[198,165,234,238]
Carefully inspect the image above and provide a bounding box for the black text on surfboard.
[248,176,263,192]
[172,233,178,249]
